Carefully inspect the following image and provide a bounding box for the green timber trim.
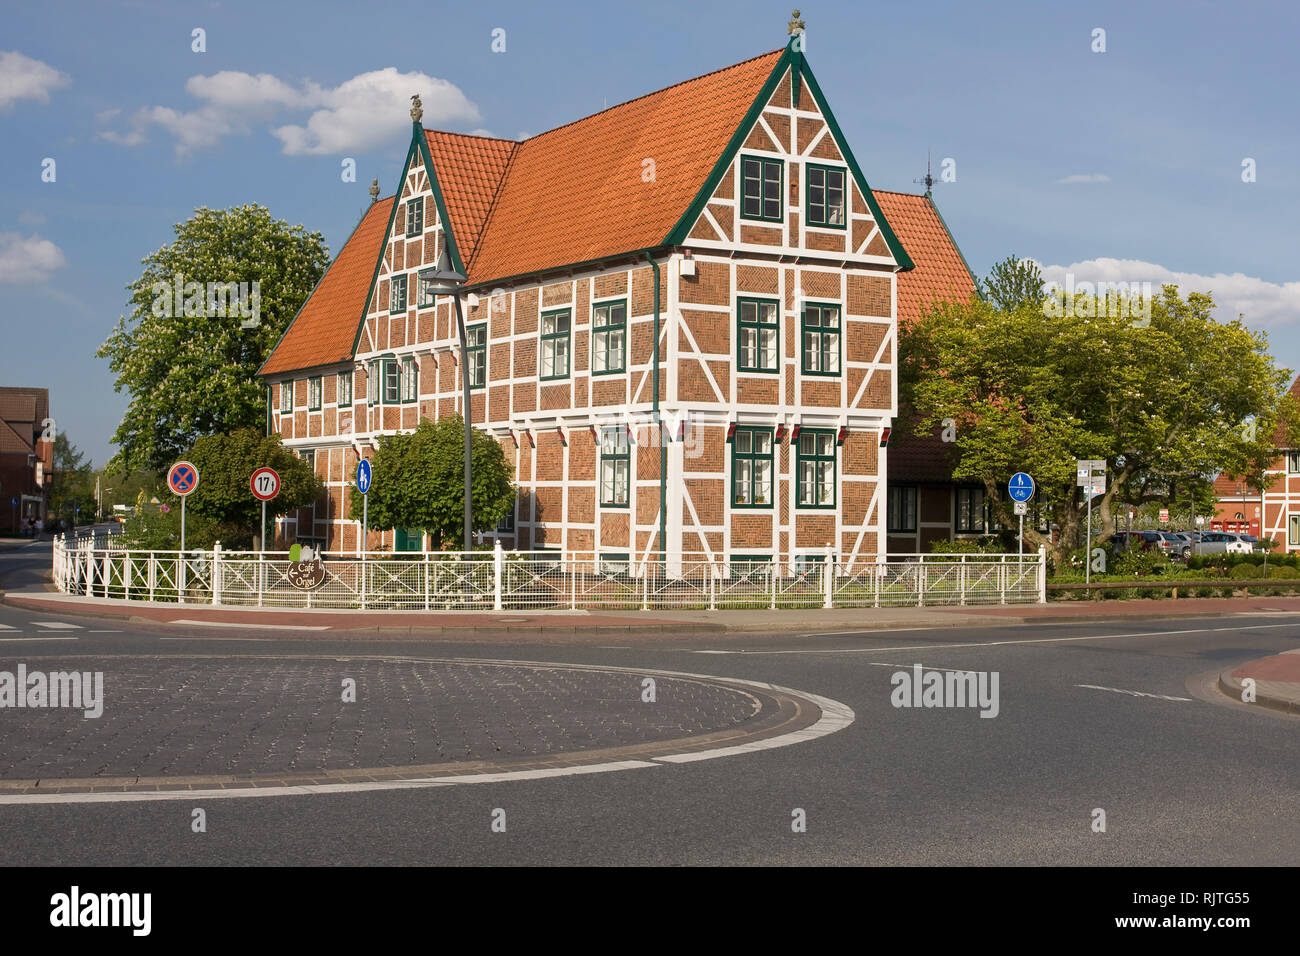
[349,133,414,357]
[927,193,978,288]
[257,198,379,379]
[799,59,912,271]
[664,48,790,246]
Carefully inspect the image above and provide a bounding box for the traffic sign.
[167,461,199,497]
[1013,501,1028,516]
[1076,458,1106,486]
[1008,472,1035,503]
[356,459,372,495]
[250,467,281,502]
[1159,508,1169,523]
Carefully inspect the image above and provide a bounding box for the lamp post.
[421,249,472,552]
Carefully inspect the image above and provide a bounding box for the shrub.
[1111,549,1171,577]
[1229,563,1259,580]
[1269,564,1300,579]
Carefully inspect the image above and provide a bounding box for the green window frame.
[280,380,292,413]
[737,297,779,373]
[888,485,918,533]
[1287,451,1300,473]
[1290,515,1300,546]
[801,302,841,376]
[298,448,315,471]
[598,552,630,576]
[540,308,571,381]
[337,371,352,406]
[382,359,400,404]
[796,429,836,508]
[395,527,423,552]
[955,486,986,534]
[366,361,379,406]
[741,155,783,222]
[591,299,627,375]
[599,426,630,507]
[731,427,774,508]
[400,356,417,403]
[806,163,847,228]
[405,199,423,237]
[307,376,322,411]
[467,323,487,389]
[389,274,407,313]
[728,555,772,581]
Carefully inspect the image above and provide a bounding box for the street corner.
[1218,649,1300,716]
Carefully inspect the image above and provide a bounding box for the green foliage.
[928,536,1007,553]
[47,433,96,527]
[1269,564,1299,579]
[347,417,516,549]
[1230,562,1261,580]
[98,204,329,473]
[980,254,1045,313]
[901,278,1297,571]
[1111,548,1171,577]
[121,490,220,550]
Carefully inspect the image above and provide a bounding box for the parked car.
[1237,534,1269,553]
[1191,532,1254,555]
[1108,531,1173,555]
[1164,532,1194,559]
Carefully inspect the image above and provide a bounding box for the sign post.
[167,461,199,603]
[1008,473,1036,576]
[356,459,372,607]
[1076,459,1107,584]
[250,467,281,553]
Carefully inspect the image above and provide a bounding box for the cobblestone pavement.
[0,656,762,779]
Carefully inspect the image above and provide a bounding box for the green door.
[395,527,423,552]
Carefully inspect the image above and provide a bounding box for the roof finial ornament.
[410,93,423,123]
[913,151,936,198]
[369,178,380,203]
[788,9,805,35]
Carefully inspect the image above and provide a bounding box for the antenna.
[913,150,936,197]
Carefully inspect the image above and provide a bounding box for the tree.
[900,280,1297,569]
[347,417,516,550]
[980,254,1045,312]
[98,205,329,473]
[47,433,95,528]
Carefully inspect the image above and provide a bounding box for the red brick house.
[0,387,53,533]
[260,34,975,568]
[1212,374,1300,548]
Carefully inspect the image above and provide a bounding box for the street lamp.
[420,249,472,552]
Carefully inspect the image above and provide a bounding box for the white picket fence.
[52,535,1046,610]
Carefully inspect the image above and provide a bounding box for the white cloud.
[1055,173,1111,185]
[0,233,67,283]
[1034,257,1300,328]
[99,68,480,157]
[0,51,69,110]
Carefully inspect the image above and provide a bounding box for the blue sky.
[3,0,1298,468]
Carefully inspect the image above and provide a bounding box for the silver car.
[1191,532,1253,555]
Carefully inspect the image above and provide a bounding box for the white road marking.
[158,636,274,642]
[0,624,16,631]
[86,630,121,633]
[31,621,82,630]
[0,636,78,642]
[691,622,1300,655]
[167,619,330,631]
[1076,684,1192,702]
[0,662,854,805]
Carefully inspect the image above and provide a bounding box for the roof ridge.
[871,187,927,199]
[513,48,784,145]
[425,129,519,146]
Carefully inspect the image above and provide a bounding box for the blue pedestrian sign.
[356,459,372,495]
[1008,472,1035,503]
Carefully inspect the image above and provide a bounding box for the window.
[600,426,630,506]
[280,381,292,413]
[732,427,774,507]
[955,487,986,534]
[401,356,417,403]
[806,164,847,227]
[738,298,779,373]
[741,156,783,222]
[467,323,487,389]
[598,553,630,576]
[1287,451,1300,473]
[395,527,422,552]
[1290,515,1300,546]
[405,199,423,237]
[496,506,515,533]
[308,376,322,411]
[888,485,918,533]
[540,309,570,380]
[802,303,841,375]
[298,448,315,472]
[728,555,772,580]
[389,274,407,313]
[796,430,836,508]
[366,362,378,405]
[591,300,626,375]
[382,359,400,404]
[418,276,436,308]
[337,371,352,406]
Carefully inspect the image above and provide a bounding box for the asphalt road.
[0,537,1297,865]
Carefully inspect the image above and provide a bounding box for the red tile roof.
[463,49,784,285]
[259,198,394,376]
[872,190,975,326]
[425,131,517,269]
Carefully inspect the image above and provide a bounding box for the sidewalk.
[4,587,1298,637]
[1219,649,1300,716]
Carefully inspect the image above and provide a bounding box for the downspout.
[646,252,665,562]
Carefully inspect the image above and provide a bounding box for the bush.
[1229,563,1260,580]
[1111,549,1171,577]
[929,536,1007,554]
[1269,564,1300,579]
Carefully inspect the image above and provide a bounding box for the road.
[0,537,1296,865]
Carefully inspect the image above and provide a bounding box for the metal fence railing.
[51,536,1047,610]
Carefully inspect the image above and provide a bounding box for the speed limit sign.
[250,467,281,501]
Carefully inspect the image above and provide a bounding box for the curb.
[1217,667,1300,717]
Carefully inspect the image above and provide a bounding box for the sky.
[2,0,1298,468]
